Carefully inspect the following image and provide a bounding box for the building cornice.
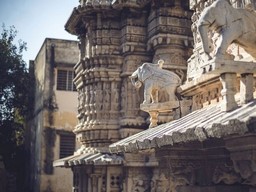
[65,7,83,35]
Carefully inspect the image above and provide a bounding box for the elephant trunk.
[197,5,216,61]
[130,70,138,86]
[129,69,142,89]
[197,23,212,61]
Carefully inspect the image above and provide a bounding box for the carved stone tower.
[54,0,193,191]
[109,1,256,191]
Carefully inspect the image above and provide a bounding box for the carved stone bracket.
[140,101,179,128]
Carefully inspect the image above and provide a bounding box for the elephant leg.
[151,89,158,103]
[168,89,176,101]
[143,84,152,104]
[215,28,239,60]
[198,24,213,61]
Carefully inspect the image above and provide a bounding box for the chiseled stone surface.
[184,0,256,112]
[60,0,193,192]
[58,0,256,191]
[198,0,256,62]
[109,0,256,191]
[130,60,183,127]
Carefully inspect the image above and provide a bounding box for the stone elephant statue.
[197,0,256,61]
[130,60,181,104]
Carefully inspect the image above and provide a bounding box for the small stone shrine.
[110,0,256,191]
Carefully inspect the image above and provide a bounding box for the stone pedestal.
[140,101,180,128]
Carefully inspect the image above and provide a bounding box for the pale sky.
[0,0,78,65]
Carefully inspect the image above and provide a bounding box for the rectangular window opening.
[57,69,76,91]
[59,133,76,158]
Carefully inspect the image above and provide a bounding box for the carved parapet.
[199,59,256,75]
[203,59,256,111]
[183,59,256,112]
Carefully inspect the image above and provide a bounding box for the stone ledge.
[180,74,219,96]
[180,59,256,96]
[200,59,256,75]
[140,101,180,112]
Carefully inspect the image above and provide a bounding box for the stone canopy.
[110,100,256,153]
[54,147,124,167]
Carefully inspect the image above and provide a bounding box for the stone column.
[219,73,238,111]
[240,73,253,105]
[148,110,159,128]
[91,174,99,192]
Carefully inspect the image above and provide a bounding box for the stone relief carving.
[212,164,241,185]
[197,0,256,61]
[130,60,181,104]
[233,160,256,185]
[131,179,150,192]
[151,171,193,192]
[155,173,169,192]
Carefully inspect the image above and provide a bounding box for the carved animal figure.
[130,60,181,104]
[197,0,256,61]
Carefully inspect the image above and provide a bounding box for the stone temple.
[54,0,256,191]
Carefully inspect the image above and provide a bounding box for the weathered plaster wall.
[40,134,73,192]
[31,41,47,192]
[31,38,79,192]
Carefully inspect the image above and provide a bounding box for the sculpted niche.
[197,0,256,61]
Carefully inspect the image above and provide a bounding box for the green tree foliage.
[0,25,32,190]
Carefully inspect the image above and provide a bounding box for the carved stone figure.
[156,173,169,192]
[130,60,181,104]
[197,0,256,61]
[212,165,241,185]
[131,179,147,192]
[233,160,256,185]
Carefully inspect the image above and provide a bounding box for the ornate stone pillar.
[148,1,192,73]
[119,8,151,137]
[219,73,238,112]
[120,55,150,136]
[240,73,254,105]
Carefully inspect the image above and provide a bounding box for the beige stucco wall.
[54,88,78,130]
[40,134,74,192]
[43,90,78,130]
[31,38,79,192]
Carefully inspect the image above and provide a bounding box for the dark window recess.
[59,134,75,158]
[57,69,76,91]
